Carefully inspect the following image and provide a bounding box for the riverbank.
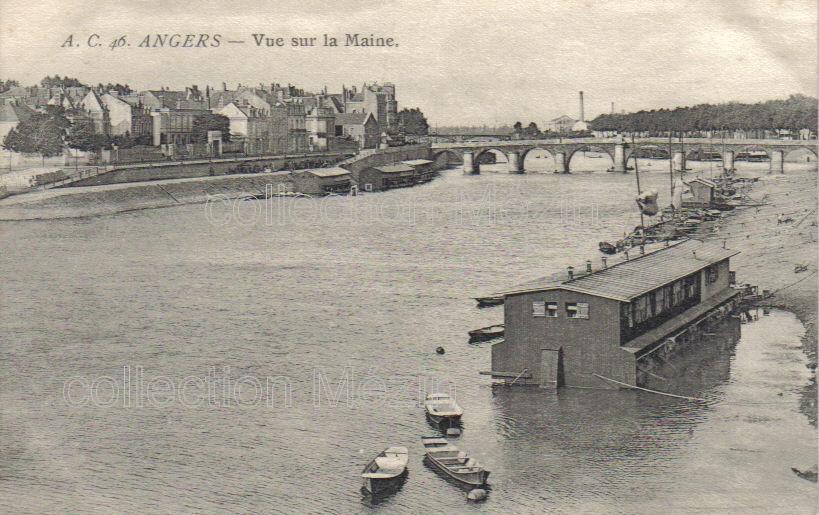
[0,171,293,221]
[712,167,817,427]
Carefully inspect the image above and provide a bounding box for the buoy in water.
[446,427,461,437]
[467,488,487,501]
[436,346,445,354]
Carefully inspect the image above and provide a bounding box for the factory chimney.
[611,102,615,115]
[578,91,585,122]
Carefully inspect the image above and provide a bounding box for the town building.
[290,167,352,195]
[285,102,308,153]
[306,100,336,151]
[546,115,577,134]
[335,112,380,149]
[216,102,271,154]
[79,90,152,138]
[342,83,397,132]
[489,240,740,389]
[149,108,210,147]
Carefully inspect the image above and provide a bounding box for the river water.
[0,159,816,513]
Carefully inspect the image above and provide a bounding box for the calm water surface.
[0,160,816,514]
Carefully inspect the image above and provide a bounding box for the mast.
[668,131,674,210]
[632,134,646,245]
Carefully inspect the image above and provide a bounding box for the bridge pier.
[672,151,686,172]
[463,151,478,174]
[770,149,784,174]
[722,150,734,171]
[612,143,626,172]
[554,152,568,173]
[507,151,524,173]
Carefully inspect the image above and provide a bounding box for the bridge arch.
[566,145,615,172]
[784,146,817,162]
[431,149,463,168]
[473,147,510,171]
[520,147,556,172]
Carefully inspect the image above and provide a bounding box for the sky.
[0,0,816,126]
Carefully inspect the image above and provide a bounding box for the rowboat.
[361,446,408,495]
[475,295,504,308]
[424,393,463,424]
[468,324,505,343]
[422,437,489,487]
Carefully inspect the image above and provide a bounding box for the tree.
[191,113,231,143]
[0,79,20,93]
[512,121,523,136]
[66,117,108,152]
[3,112,67,166]
[524,122,540,138]
[397,107,429,136]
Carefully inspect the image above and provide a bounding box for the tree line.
[2,107,232,161]
[590,94,818,134]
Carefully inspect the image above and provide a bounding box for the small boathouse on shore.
[488,240,741,389]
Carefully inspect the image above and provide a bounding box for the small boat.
[599,241,617,254]
[424,393,463,423]
[475,295,504,308]
[422,437,489,487]
[468,324,504,343]
[361,446,409,495]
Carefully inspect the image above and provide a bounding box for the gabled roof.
[335,112,368,125]
[0,102,35,123]
[502,239,738,302]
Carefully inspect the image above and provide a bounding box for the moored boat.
[361,446,409,495]
[422,437,489,487]
[424,393,463,424]
[468,324,504,343]
[475,295,504,308]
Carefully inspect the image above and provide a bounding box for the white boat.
[422,437,489,487]
[361,446,408,495]
[424,393,463,424]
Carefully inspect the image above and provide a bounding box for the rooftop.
[402,159,433,166]
[301,167,350,178]
[502,239,739,302]
[374,164,415,174]
[335,112,368,125]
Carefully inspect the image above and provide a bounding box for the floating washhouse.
[685,178,718,207]
[290,167,352,195]
[488,239,741,389]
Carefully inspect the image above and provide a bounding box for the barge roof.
[503,239,739,302]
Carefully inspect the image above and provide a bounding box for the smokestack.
[611,102,614,115]
[586,260,592,273]
[579,91,585,122]
[601,257,608,269]
[567,266,574,280]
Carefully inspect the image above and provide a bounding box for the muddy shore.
[710,167,817,427]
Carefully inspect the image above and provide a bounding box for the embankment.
[0,172,291,220]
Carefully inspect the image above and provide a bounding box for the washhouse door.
[540,348,564,388]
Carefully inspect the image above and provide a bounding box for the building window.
[546,302,558,317]
[566,302,589,319]
[364,183,373,192]
[706,265,719,284]
[532,301,545,317]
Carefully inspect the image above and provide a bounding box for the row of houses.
[292,158,435,195]
[0,81,400,156]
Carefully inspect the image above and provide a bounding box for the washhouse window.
[566,302,589,319]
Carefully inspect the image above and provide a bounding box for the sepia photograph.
[0,1,817,513]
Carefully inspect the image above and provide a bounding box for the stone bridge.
[430,137,818,174]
